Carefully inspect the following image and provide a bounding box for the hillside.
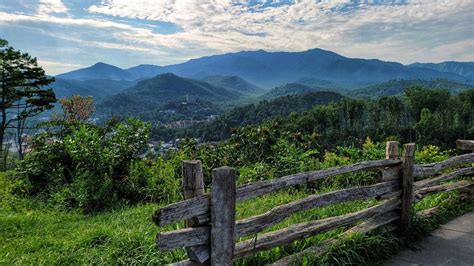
[262,83,326,99]
[51,78,135,100]
[97,73,240,118]
[408,62,474,81]
[56,48,470,89]
[349,79,473,98]
[178,91,344,141]
[201,75,263,95]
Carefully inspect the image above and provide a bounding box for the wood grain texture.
[386,141,399,160]
[156,181,400,250]
[153,159,402,226]
[211,167,236,266]
[414,180,473,202]
[236,181,399,237]
[400,143,415,230]
[414,167,474,190]
[272,211,399,266]
[181,161,210,263]
[456,140,474,151]
[233,198,400,259]
[157,226,210,251]
[413,153,474,177]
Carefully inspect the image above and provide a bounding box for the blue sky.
[0,0,473,75]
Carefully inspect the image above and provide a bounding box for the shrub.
[17,118,158,212]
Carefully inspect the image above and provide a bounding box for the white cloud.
[85,0,474,63]
[1,0,472,72]
[37,0,69,15]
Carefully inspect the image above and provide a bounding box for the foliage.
[0,38,56,165]
[17,117,152,212]
[59,95,95,122]
[176,88,474,151]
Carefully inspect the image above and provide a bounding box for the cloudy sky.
[1,0,473,75]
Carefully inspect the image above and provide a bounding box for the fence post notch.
[211,166,236,266]
[400,143,415,230]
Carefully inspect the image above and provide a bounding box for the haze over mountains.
[56,48,473,88]
[50,47,474,122]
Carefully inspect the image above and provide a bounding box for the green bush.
[16,118,164,212]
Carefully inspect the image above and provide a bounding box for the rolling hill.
[201,75,263,95]
[262,83,326,99]
[349,79,473,98]
[180,91,345,141]
[96,73,241,117]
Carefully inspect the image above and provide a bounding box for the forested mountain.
[262,83,327,99]
[56,48,470,88]
[97,73,241,118]
[201,75,263,95]
[56,62,137,81]
[125,64,165,80]
[51,78,136,100]
[160,48,468,88]
[408,62,474,81]
[349,79,473,98]
[173,91,344,141]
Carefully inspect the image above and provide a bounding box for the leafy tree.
[59,95,95,123]
[0,39,56,164]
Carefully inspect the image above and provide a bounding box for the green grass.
[1,169,472,265]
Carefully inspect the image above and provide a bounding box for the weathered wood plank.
[413,153,474,177]
[400,143,415,230]
[157,226,210,251]
[182,160,210,263]
[169,259,196,266]
[156,181,400,250]
[236,181,399,237]
[211,167,236,266]
[236,159,402,202]
[414,180,473,202]
[153,159,402,226]
[457,140,474,151]
[414,167,474,190]
[233,198,400,259]
[272,211,399,266]
[381,166,401,181]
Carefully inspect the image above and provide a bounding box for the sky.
[0,0,473,75]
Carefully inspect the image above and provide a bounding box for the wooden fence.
[152,141,474,265]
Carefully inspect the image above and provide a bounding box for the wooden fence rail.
[153,140,474,265]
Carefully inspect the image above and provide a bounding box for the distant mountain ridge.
[349,79,473,98]
[56,48,473,88]
[408,62,474,81]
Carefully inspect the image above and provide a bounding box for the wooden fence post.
[381,141,400,181]
[456,140,474,167]
[211,167,236,266]
[386,141,399,160]
[182,160,209,264]
[400,143,415,230]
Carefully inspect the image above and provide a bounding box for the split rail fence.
[152,140,474,265]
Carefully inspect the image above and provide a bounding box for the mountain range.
[55,48,474,90]
[49,48,473,123]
